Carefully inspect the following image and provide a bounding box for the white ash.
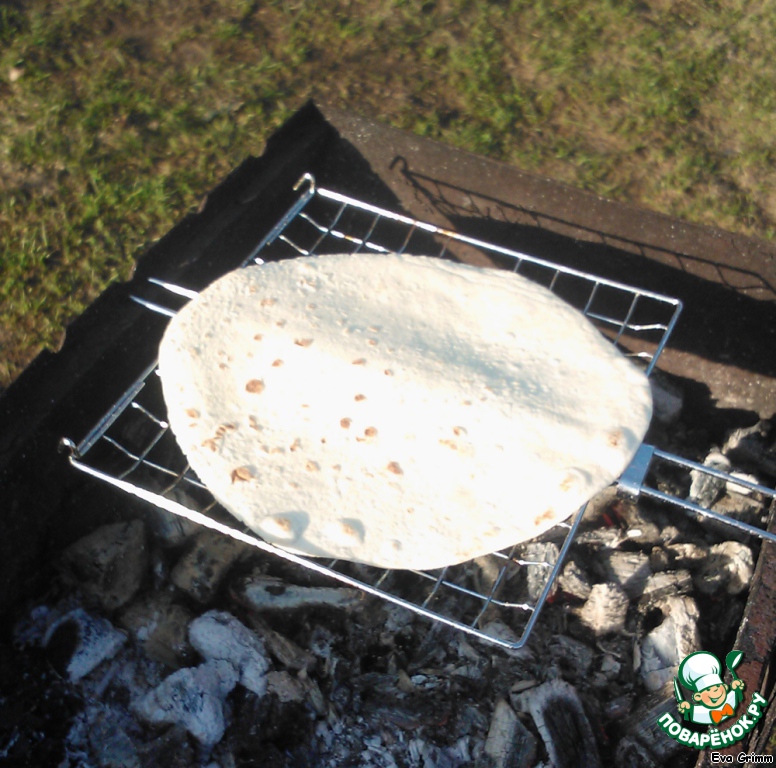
[577,583,630,636]
[231,572,363,611]
[12,412,771,766]
[693,540,754,595]
[635,595,700,692]
[43,607,127,682]
[133,659,240,747]
[188,610,270,696]
[689,450,731,508]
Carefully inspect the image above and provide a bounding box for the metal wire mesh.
[60,173,774,650]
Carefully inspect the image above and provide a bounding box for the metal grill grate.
[60,174,776,650]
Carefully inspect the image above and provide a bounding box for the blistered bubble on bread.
[158,253,652,570]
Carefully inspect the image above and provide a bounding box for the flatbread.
[158,253,652,570]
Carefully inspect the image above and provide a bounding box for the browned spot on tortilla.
[231,466,253,483]
[534,509,555,527]
[219,362,228,369]
[384,369,394,376]
[452,426,467,436]
[439,439,458,450]
[340,418,352,429]
[185,408,200,419]
[339,522,358,539]
[307,303,317,309]
[272,359,284,367]
[607,430,623,447]
[386,461,403,475]
[245,379,265,394]
[364,427,378,437]
[276,320,286,327]
[271,517,293,533]
[354,394,366,402]
[367,338,378,346]
[254,334,263,341]
[201,438,218,452]
[294,338,313,347]
[248,416,261,431]
[290,438,302,452]
[560,473,576,492]
[305,460,320,472]
[352,358,367,365]
[461,399,472,406]
[261,298,277,306]
[332,464,342,471]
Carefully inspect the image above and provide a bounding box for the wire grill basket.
[60,174,776,650]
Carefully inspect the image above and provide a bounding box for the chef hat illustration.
[678,651,724,693]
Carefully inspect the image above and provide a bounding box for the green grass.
[2,0,776,387]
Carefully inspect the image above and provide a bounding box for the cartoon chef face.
[694,682,729,709]
[678,651,729,709]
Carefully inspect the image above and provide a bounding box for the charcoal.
[118,592,194,668]
[170,528,249,603]
[519,541,559,603]
[60,519,148,611]
[483,698,536,768]
[145,488,200,546]
[577,583,629,636]
[600,550,653,599]
[635,595,699,692]
[520,679,601,768]
[557,559,593,600]
[43,607,127,682]
[84,704,140,768]
[616,504,663,547]
[614,692,692,768]
[189,610,270,696]
[133,659,240,747]
[693,540,754,596]
[231,572,363,611]
[638,569,693,603]
[649,541,708,572]
[246,617,316,671]
[724,419,776,478]
[549,635,595,680]
[603,693,634,720]
[689,451,730,508]
[266,670,307,703]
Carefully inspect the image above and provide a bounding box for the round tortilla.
[158,253,652,570]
